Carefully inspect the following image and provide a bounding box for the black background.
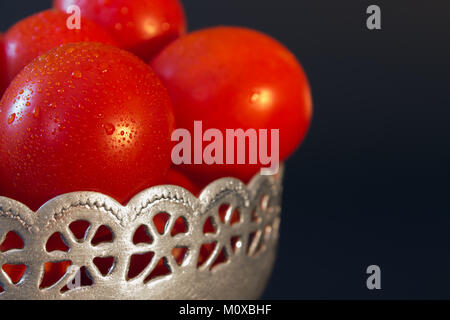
[1,0,450,299]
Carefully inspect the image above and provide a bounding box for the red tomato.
[151,27,313,185]
[0,34,7,96]
[0,42,175,211]
[165,168,199,195]
[53,0,187,61]
[4,9,115,85]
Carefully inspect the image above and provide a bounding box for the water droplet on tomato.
[250,89,273,107]
[104,123,115,135]
[72,70,82,78]
[33,107,40,119]
[250,92,260,103]
[162,22,170,31]
[8,113,16,124]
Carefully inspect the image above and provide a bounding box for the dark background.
[1,0,449,299]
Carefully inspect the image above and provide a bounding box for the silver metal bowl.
[0,167,283,300]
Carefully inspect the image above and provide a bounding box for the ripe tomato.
[165,168,199,195]
[4,9,115,85]
[0,42,175,211]
[151,27,313,185]
[0,34,7,96]
[53,0,187,61]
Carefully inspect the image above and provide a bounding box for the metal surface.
[0,168,283,300]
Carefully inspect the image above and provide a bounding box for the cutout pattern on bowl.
[0,167,283,299]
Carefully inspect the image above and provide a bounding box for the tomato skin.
[0,34,7,97]
[151,27,313,184]
[4,9,115,85]
[165,169,199,195]
[53,0,187,61]
[0,42,175,211]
